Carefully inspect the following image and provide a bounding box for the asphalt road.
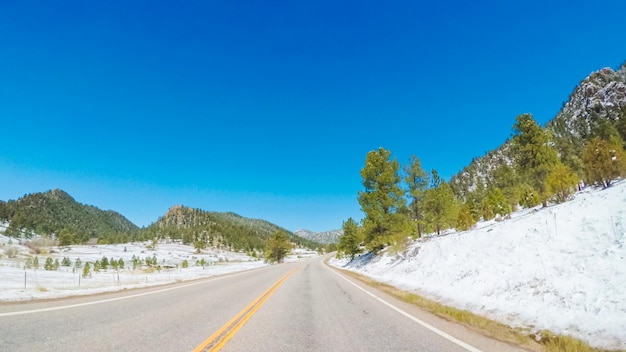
[0,256,527,351]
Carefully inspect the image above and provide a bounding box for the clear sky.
[1,1,625,232]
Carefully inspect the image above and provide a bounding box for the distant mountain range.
[0,190,323,251]
[143,205,322,251]
[294,229,342,244]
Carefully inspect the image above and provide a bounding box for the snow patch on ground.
[0,236,317,302]
[331,180,626,350]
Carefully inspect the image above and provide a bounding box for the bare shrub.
[4,246,19,258]
[24,237,55,254]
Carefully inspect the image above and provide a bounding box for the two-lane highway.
[0,257,525,351]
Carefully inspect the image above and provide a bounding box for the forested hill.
[141,205,322,252]
[294,229,342,244]
[0,189,139,241]
[450,63,626,200]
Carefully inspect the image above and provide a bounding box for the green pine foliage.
[455,203,476,231]
[44,257,55,271]
[404,155,429,237]
[483,187,510,218]
[511,114,560,206]
[265,231,292,263]
[422,171,459,235]
[358,148,413,251]
[491,164,521,211]
[82,262,91,278]
[582,137,626,188]
[546,162,579,203]
[337,218,363,260]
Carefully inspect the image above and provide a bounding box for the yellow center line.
[193,268,296,352]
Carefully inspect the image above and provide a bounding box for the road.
[0,256,526,351]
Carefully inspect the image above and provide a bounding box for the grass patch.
[333,266,616,352]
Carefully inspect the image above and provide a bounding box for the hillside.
[294,229,342,244]
[451,63,626,199]
[332,180,626,350]
[0,189,138,241]
[142,205,322,252]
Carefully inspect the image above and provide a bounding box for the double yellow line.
[193,268,296,352]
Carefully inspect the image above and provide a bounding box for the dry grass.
[334,266,617,352]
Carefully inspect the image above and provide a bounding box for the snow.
[0,236,316,302]
[331,180,626,350]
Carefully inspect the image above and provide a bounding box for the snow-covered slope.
[332,181,626,350]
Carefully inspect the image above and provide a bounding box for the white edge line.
[0,269,257,317]
[325,264,483,352]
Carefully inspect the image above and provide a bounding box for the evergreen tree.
[403,155,429,237]
[337,218,363,260]
[422,170,459,235]
[82,262,91,278]
[492,164,521,210]
[546,162,579,203]
[101,256,109,270]
[358,148,411,251]
[582,137,626,188]
[483,187,510,218]
[57,228,75,246]
[510,114,559,206]
[44,257,55,271]
[518,183,541,208]
[266,231,292,263]
[456,202,476,231]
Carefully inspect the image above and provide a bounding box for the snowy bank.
[0,239,315,302]
[331,180,626,350]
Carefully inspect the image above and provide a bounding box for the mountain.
[451,63,626,199]
[141,205,322,251]
[0,189,139,240]
[294,229,342,244]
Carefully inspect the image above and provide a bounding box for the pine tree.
[484,187,510,218]
[422,170,459,235]
[582,137,626,188]
[492,164,521,210]
[358,148,411,251]
[546,162,579,203]
[82,262,91,278]
[510,114,559,206]
[44,257,55,271]
[101,256,109,270]
[337,218,363,260]
[456,202,476,231]
[266,231,292,263]
[404,155,429,238]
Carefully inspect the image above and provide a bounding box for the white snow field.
[0,233,318,302]
[331,180,626,350]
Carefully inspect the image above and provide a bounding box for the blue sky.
[1,1,625,232]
